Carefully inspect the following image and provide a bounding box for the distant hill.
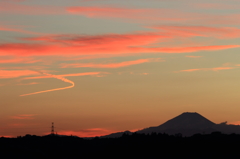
[100,131,132,138]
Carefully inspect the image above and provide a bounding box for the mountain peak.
[159,112,215,129]
[137,112,216,136]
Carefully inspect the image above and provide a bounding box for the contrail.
[20,72,75,96]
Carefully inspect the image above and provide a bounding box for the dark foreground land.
[0,132,240,159]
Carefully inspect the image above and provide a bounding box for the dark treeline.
[1,132,240,159]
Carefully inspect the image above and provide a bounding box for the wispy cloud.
[1,41,238,57]
[177,67,236,72]
[20,72,108,96]
[24,72,107,80]
[17,82,39,85]
[1,28,239,58]
[61,58,162,68]
[20,71,75,96]
[0,70,39,79]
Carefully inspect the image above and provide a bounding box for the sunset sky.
[1,0,240,137]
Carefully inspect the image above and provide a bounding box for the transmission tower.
[51,122,55,135]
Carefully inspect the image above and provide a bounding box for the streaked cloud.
[20,72,109,96]
[177,67,236,72]
[0,70,39,79]
[17,82,39,85]
[24,72,107,80]
[1,42,238,57]
[61,58,162,68]
[20,71,75,96]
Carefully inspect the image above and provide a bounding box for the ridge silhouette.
[1,112,240,158]
[102,112,240,137]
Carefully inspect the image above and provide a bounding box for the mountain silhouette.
[137,112,217,136]
[101,112,240,137]
[155,112,215,129]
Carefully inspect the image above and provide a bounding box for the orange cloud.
[178,67,235,72]
[22,33,168,46]
[11,114,36,120]
[0,30,237,58]
[61,58,161,68]
[1,42,239,57]
[57,128,117,137]
[0,70,39,79]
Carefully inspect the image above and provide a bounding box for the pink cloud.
[22,33,168,46]
[0,29,239,60]
[0,42,239,57]
[0,70,40,79]
[61,58,161,68]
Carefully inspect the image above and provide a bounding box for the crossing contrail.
[20,72,75,96]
